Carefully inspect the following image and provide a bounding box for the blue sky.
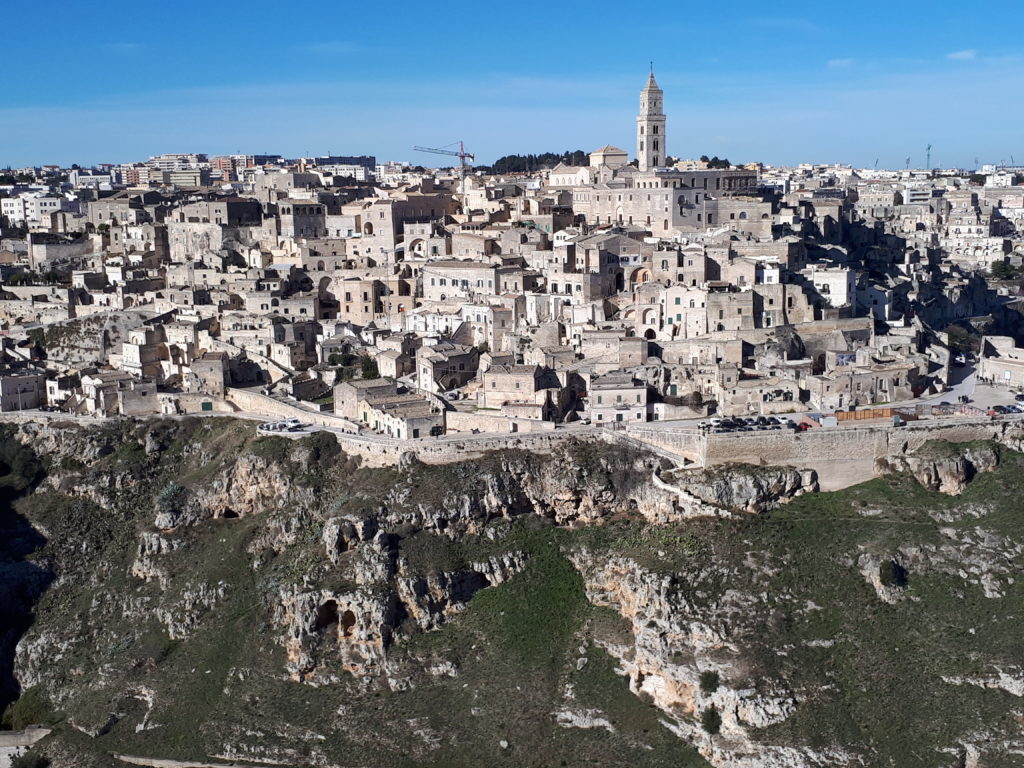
[3,0,1022,169]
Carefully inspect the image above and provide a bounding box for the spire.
[643,67,661,92]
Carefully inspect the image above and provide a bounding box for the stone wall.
[159,393,237,415]
[0,727,51,768]
[446,409,556,435]
[623,424,705,464]
[699,417,1020,490]
[225,388,361,433]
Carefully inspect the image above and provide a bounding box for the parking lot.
[699,415,799,434]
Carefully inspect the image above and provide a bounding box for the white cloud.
[947,49,977,61]
[827,58,854,69]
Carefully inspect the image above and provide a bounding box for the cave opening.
[341,609,356,638]
[314,600,339,637]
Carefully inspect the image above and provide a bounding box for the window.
[674,297,681,305]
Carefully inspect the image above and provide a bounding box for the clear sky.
[3,0,1022,170]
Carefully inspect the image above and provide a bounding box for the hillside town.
[3,71,1024,444]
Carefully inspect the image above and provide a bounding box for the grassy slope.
[6,422,1024,767]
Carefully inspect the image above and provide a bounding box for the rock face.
[9,417,1024,768]
[570,550,849,768]
[879,441,1000,495]
[276,548,528,683]
[661,465,818,514]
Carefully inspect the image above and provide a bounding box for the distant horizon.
[0,152,1004,174]
[4,0,1023,170]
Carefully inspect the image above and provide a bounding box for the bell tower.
[636,68,666,172]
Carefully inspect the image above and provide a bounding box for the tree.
[489,150,589,174]
[699,670,720,694]
[700,704,722,735]
[989,260,1015,279]
[360,354,379,380]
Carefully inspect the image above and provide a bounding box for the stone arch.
[739,211,748,219]
[363,222,374,235]
[644,328,656,340]
[629,268,652,287]
[316,260,326,271]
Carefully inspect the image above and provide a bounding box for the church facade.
[567,72,765,235]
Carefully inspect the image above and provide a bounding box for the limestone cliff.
[1,418,1022,768]
[878,440,1001,495]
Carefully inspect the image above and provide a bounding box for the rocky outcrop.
[661,465,817,514]
[879,441,1000,495]
[569,549,852,768]
[276,552,528,684]
[857,524,1023,601]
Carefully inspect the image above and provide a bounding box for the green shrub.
[0,428,43,492]
[154,481,187,518]
[699,670,720,695]
[360,354,379,380]
[306,431,340,464]
[700,704,721,735]
[11,752,50,768]
[2,687,57,730]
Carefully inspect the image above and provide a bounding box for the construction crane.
[413,141,475,192]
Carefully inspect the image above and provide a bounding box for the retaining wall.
[699,416,1021,490]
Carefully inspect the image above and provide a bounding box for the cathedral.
[564,71,766,236]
